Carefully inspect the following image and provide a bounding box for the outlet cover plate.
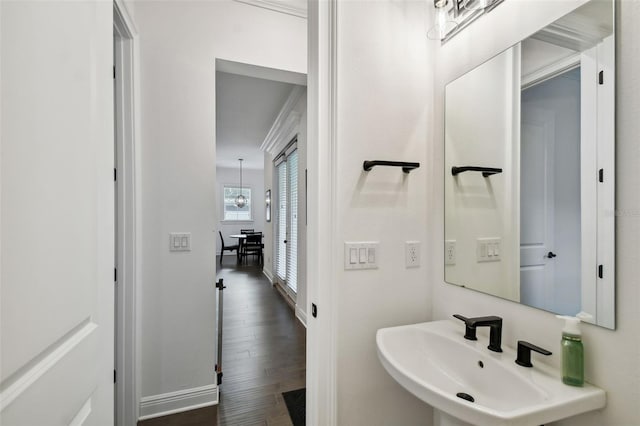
[445,240,456,265]
[405,241,420,268]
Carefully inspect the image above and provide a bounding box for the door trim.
[113,1,141,424]
[307,0,338,424]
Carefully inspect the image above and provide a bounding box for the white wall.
[444,46,520,301]
[331,1,433,424]
[430,1,640,425]
[263,153,275,279]
[131,0,306,413]
[296,98,308,324]
[216,166,265,256]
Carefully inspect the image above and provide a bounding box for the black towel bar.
[451,166,503,177]
[363,160,420,174]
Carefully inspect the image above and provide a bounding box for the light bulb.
[437,6,448,39]
[427,0,458,41]
[463,0,494,11]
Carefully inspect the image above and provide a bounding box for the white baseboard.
[262,268,275,284]
[138,384,218,421]
[295,305,307,328]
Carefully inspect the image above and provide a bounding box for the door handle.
[546,252,557,258]
[284,240,288,244]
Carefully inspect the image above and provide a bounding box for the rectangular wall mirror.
[444,0,615,328]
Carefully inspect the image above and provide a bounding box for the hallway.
[216,259,306,425]
[139,259,306,426]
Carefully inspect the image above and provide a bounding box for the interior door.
[520,106,556,310]
[1,1,114,424]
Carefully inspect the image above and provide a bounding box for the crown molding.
[233,0,307,19]
[261,86,305,155]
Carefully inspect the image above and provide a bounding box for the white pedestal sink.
[376,320,606,426]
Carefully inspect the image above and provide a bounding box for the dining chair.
[238,229,254,256]
[240,232,264,265]
[218,231,239,265]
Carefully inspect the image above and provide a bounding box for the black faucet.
[515,340,552,367]
[453,314,503,353]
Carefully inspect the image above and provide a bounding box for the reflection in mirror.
[444,0,615,328]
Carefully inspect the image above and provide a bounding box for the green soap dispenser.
[557,315,584,386]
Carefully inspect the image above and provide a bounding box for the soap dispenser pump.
[557,315,584,386]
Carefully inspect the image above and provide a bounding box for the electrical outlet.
[405,241,420,268]
[445,240,456,265]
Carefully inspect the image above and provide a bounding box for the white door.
[1,1,114,425]
[520,106,556,311]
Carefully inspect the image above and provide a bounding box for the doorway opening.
[520,67,582,313]
[214,59,308,424]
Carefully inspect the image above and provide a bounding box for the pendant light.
[235,159,247,208]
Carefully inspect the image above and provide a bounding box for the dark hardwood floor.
[139,257,306,426]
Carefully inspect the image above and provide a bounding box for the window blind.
[276,161,287,281]
[286,150,298,293]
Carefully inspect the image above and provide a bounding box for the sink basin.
[376,320,606,426]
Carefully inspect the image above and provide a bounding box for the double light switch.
[477,237,501,262]
[170,233,191,252]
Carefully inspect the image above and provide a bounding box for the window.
[223,186,252,221]
[274,140,298,294]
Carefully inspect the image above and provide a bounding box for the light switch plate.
[477,237,501,262]
[344,242,379,270]
[170,232,191,252]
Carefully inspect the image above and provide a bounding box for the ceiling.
[216,71,297,170]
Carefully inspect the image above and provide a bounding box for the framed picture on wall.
[265,189,271,222]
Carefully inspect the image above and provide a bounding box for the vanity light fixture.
[462,0,497,11]
[428,0,504,42]
[235,158,247,208]
[427,0,458,41]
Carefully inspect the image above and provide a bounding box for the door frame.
[306,1,338,424]
[113,1,141,424]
